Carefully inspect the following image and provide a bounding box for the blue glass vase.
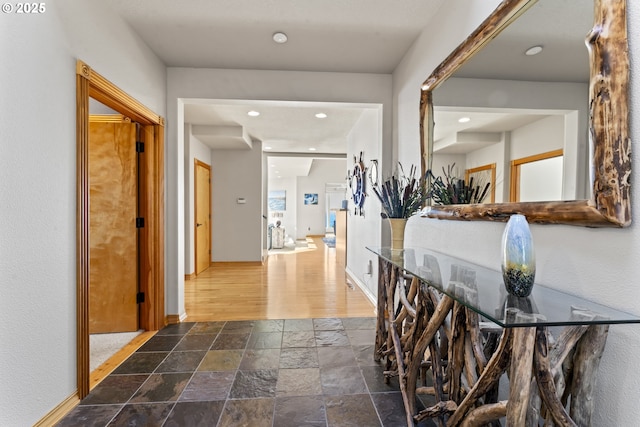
[501,214,535,297]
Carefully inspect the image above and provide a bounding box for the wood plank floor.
[184,236,375,321]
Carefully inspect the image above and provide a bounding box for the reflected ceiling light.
[525,45,543,56]
[248,110,260,117]
[273,32,288,44]
[308,147,317,151]
[458,117,471,123]
[315,112,327,119]
[264,146,272,150]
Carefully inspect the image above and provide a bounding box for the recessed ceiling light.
[273,32,288,44]
[525,45,543,56]
[315,113,327,119]
[458,117,471,123]
[308,147,317,151]
[248,110,260,117]
[264,146,272,150]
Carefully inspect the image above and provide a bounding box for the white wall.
[184,125,212,275]
[346,108,384,301]
[0,1,165,424]
[511,115,564,159]
[167,68,393,318]
[296,159,347,238]
[395,0,640,425]
[210,145,264,262]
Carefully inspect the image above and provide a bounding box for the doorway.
[76,60,165,398]
[195,160,211,275]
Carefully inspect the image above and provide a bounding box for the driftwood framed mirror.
[420,0,630,227]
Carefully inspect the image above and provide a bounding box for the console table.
[367,247,640,427]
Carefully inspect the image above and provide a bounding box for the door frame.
[509,149,563,202]
[76,60,165,398]
[194,159,211,275]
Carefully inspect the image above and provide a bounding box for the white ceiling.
[104,0,592,177]
[104,0,446,73]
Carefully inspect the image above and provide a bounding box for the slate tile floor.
[58,317,436,427]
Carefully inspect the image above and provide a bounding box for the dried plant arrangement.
[371,163,428,218]
[427,163,490,205]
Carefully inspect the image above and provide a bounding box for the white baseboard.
[345,267,377,309]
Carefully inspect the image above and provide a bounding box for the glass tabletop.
[367,246,640,328]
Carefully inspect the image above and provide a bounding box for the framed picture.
[304,193,318,205]
[268,190,286,211]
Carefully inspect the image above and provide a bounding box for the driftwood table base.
[374,256,610,427]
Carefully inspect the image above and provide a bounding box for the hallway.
[57,238,436,425]
[184,236,375,321]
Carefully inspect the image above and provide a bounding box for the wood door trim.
[76,60,165,398]
[465,163,496,203]
[510,149,564,202]
[194,159,211,275]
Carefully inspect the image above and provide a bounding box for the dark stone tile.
[164,400,225,427]
[352,344,379,367]
[371,392,437,427]
[112,352,168,374]
[180,371,235,401]
[130,373,192,403]
[320,366,368,395]
[240,348,281,370]
[188,322,225,335]
[360,365,400,393]
[107,402,172,426]
[247,331,283,349]
[284,318,314,331]
[220,320,254,334]
[282,331,316,348]
[156,351,206,373]
[197,350,243,371]
[273,395,327,427]
[230,369,278,398]
[217,397,274,427]
[315,330,350,347]
[81,375,148,405]
[56,404,122,426]
[156,322,195,335]
[313,318,344,331]
[325,394,381,427]
[253,319,284,332]
[211,332,250,350]
[137,334,182,352]
[417,391,437,413]
[174,334,216,351]
[317,346,356,368]
[341,317,377,330]
[276,368,322,397]
[279,348,319,369]
[346,329,376,346]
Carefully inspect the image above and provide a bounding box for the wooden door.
[195,160,211,275]
[89,120,139,333]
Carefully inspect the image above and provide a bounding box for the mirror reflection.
[430,0,593,203]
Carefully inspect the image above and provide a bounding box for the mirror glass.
[430,0,592,203]
[420,0,630,227]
